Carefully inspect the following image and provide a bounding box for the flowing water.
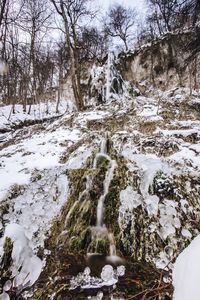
[92,135,118,259]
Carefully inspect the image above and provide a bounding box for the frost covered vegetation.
[0,0,200,300]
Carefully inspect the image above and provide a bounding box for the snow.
[0,101,69,131]
[65,145,92,169]
[74,110,111,127]
[138,104,158,117]
[0,127,81,201]
[155,128,199,138]
[120,186,142,210]
[172,120,200,128]
[173,235,200,300]
[3,169,69,249]
[167,147,200,170]
[189,143,200,153]
[0,224,42,290]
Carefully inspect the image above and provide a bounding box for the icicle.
[106,52,111,102]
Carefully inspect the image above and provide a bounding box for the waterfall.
[89,50,128,105]
[108,233,117,257]
[96,159,117,227]
[100,132,108,154]
[89,134,121,261]
[96,134,117,228]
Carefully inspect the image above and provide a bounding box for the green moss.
[87,235,110,255]
[104,175,121,231]
[3,237,13,257]
[104,157,128,237]
[0,237,13,287]
[96,155,110,170]
[46,165,101,252]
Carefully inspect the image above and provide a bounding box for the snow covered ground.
[0,100,70,132]
[0,107,113,297]
[0,127,81,201]
[0,108,112,251]
[0,86,199,298]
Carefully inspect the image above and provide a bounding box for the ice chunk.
[70,264,125,290]
[120,186,142,210]
[101,265,114,282]
[173,235,200,300]
[0,292,10,300]
[0,224,42,290]
[3,281,12,292]
[117,265,125,277]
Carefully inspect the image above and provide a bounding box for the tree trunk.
[60,1,84,111]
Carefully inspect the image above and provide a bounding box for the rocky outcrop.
[117,27,200,91]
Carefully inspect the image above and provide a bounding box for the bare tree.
[19,0,51,112]
[50,0,92,111]
[0,0,7,30]
[146,0,190,34]
[105,4,136,51]
[78,26,108,62]
[180,0,200,26]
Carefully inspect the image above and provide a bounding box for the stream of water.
[91,135,119,261]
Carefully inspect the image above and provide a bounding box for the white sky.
[47,0,147,46]
[99,0,146,12]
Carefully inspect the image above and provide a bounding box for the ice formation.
[70,265,125,290]
[173,235,200,300]
[0,224,42,294]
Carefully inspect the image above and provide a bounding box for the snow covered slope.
[0,86,199,299]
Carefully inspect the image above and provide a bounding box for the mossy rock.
[87,235,110,255]
[104,156,128,236]
[96,155,110,170]
[104,175,121,232]
[0,237,13,291]
[151,171,175,200]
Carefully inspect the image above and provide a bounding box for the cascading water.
[69,134,125,291]
[91,134,120,260]
[96,158,117,228]
[108,233,117,257]
[95,135,116,231]
[89,50,129,105]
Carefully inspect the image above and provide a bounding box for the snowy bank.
[173,235,200,300]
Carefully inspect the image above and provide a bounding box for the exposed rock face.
[117,27,200,91]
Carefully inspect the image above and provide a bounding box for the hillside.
[0,44,200,299]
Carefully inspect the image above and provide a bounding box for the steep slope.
[0,82,199,299]
[117,26,200,91]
